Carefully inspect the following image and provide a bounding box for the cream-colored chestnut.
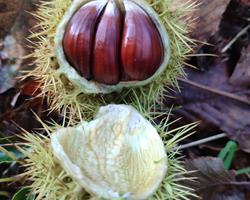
[51,104,167,199]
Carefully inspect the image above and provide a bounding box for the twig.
[222,24,250,53]
[196,181,250,191]
[175,133,227,150]
[178,78,250,105]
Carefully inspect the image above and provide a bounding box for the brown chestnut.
[62,0,165,85]
[63,1,106,79]
[92,0,122,85]
[56,0,170,93]
[121,0,164,81]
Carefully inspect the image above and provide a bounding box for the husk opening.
[19,106,197,200]
[24,0,198,122]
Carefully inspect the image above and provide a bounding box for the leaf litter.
[0,0,250,199]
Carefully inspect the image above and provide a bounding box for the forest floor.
[0,0,250,199]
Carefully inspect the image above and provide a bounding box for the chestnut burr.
[63,0,164,85]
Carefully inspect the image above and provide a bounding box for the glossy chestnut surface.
[93,1,122,85]
[63,0,164,85]
[121,1,163,81]
[63,1,106,79]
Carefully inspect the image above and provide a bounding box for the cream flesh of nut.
[51,104,167,199]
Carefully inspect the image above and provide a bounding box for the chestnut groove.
[63,0,164,85]
[63,1,107,79]
[93,1,122,85]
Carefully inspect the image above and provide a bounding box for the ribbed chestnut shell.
[63,0,164,85]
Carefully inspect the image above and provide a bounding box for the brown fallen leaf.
[0,0,23,38]
[165,0,250,152]
[191,0,231,41]
[0,0,38,93]
[184,157,247,200]
[167,73,250,152]
[165,36,250,151]
[0,35,24,94]
[230,45,250,87]
[240,0,250,6]
[20,80,41,97]
[0,98,45,136]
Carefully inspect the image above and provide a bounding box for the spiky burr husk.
[19,1,199,198]
[19,107,197,200]
[24,0,198,122]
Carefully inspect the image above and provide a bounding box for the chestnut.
[56,0,170,93]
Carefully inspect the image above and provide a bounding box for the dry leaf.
[230,45,250,87]
[165,1,250,152]
[166,49,250,152]
[192,0,231,41]
[184,157,246,200]
[0,0,23,38]
[0,35,24,93]
[240,0,250,6]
